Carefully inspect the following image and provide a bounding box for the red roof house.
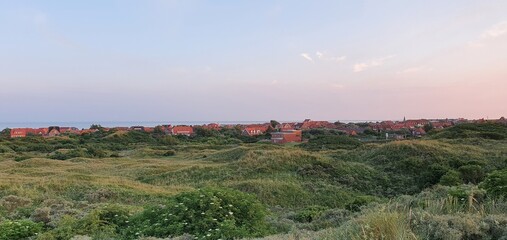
[171,126,194,136]
[295,119,335,130]
[10,128,30,138]
[202,123,221,131]
[271,130,302,144]
[242,125,270,136]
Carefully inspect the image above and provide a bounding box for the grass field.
[0,123,506,239]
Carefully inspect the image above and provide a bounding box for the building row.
[8,117,506,143]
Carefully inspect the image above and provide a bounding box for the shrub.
[439,170,462,186]
[336,209,417,240]
[124,188,269,239]
[0,220,42,240]
[85,189,117,203]
[480,169,507,198]
[163,150,176,156]
[293,205,328,223]
[0,145,13,153]
[458,165,485,184]
[41,205,131,239]
[30,207,51,224]
[300,135,362,151]
[0,195,32,214]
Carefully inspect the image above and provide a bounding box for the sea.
[0,120,384,130]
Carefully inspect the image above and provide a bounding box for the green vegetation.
[124,188,268,239]
[0,123,506,239]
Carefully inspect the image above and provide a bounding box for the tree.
[439,170,462,186]
[270,120,280,129]
[0,128,10,139]
[423,123,434,133]
[480,169,507,198]
[458,165,485,184]
[90,124,104,130]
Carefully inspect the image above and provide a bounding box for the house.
[60,127,80,134]
[10,128,30,138]
[10,127,57,138]
[33,128,49,135]
[496,117,507,124]
[431,121,453,129]
[280,123,296,131]
[271,130,302,144]
[411,128,426,137]
[202,123,221,131]
[295,119,335,130]
[342,129,358,136]
[404,119,430,128]
[47,126,61,137]
[80,129,99,135]
[171,126,193,136]
[242,125,270,136]
[157,125,173,135]
[130,126,145,131]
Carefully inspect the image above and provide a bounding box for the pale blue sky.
[1,0,506,122]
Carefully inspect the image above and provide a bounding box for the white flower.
[201,212,205,215]
[207,234,211,237]
[229,211,233,215]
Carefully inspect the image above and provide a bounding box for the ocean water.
[0,121,267,130]
[0,120,384,130]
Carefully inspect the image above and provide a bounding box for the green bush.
[480,169,507,198]
[163,150,176,156]
[300,135,362,151]
[124,187,269,239]
[293,205,328,223]
[439,170,462,186]
[0,220,42,240]
[41,204,131,239]
[430,123,507,140]
[458,164,485,184]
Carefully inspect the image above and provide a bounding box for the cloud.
[469,21,507,47]
[481,21,507,39]
[300,53,314,62]
[354,55,395,73]
[331,83,345,90]
[397,66,432,74]
[301,51,346,63]
[316,51,346,62]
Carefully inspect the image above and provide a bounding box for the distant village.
[7,117,507,144]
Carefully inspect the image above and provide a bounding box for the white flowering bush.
[0,219,42,240]
[123,188,269,239]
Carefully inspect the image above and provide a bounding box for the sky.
[1,0,506,122]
